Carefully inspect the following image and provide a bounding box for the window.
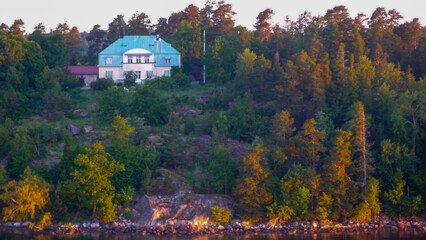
[136,56,142,63]
[135,71,141,79]
[164,70,171,77]
[127,56,133,63]
[145,56,150,63]
[123,71,129,78]
[106,57,112,65]
[164,57,171,64]
[147,71,153,79]
[106,71,113,79]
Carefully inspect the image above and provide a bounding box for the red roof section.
[67,66,98,75]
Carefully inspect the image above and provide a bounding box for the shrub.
[210,206,231,224]
[90,78,115,90]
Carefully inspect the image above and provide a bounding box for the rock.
[218,225,224,230]
[147,135,163,147]
[398,222,405,230]
[82,222,89,228]
[190,81,200,86]
[22,221,30,227]
[196,96,208,104]
[82,125,94,134]
[67,123,80,136]
[13,222,21,227]
[91,222,100,228]
[73,109,89,118]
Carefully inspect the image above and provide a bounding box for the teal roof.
[98,35,180,67]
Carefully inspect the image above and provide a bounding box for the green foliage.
[159,112,185,168]
[90,78,115,90]
[203,145,237,194]
[98,87,131,123]
[44,88,72,120]
[124,71,137,88]
[227,92,262,141]
[210,206,232,224]
[144,76,178,91]
[6,131,34,179]
[71,142,124,223]
[132,86,170,125]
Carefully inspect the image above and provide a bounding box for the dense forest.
[0,1,425,227]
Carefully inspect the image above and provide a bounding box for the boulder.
[67,123,80,136]
[82,125,94,134]
[90,222,100,228]
[398,222,405,230]
[196,96,208,104]
[73,109,89,118]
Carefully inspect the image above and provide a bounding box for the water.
[0,230,424,240]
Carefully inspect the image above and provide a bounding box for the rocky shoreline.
[1,220,425,236]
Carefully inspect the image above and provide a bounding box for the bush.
[90,78,115,90]
[145,76,177,91]
[210,206,232,224]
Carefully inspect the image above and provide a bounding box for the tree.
[159,112,185,168]
[9,19,25,35]
[108,115,134,151]
[270,110,296,149]
[210,0,236,36]
[132,86,170,125]
[6,132,34,179]
[58,133,75,182]
[127,12,151,35]
[384,168,406,220]
[254,9,274,42]
[233,48,256,95]
[235,146,272,208]
[391,90,425,156]
[322,130,352,220]
[71,142,124,223]
[0,167,50,221]
[64,26,81,65]
[352,177,380,222]
[279,164,311,221]
[85,24,108,65]
[350,101,373,192]
[107,14,127,43]
[292,118,326,167]
[203,145,237,194]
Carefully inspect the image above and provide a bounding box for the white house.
[98,35,181,83]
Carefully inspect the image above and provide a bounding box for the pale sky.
[0,0,424,33]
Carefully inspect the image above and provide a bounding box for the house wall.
[122,63,155,80]
[155,66,172,77]
[98,67,122,81]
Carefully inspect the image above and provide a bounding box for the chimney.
[119,27,125,39]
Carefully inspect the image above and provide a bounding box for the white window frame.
[145,55,150,63]
[135,71,141,79]
[128,56,133,63]
[106,57,113,65]
[136,56,142,63]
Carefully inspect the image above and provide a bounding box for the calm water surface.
[0,230,424,240]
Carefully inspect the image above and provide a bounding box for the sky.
[0,0,424,33]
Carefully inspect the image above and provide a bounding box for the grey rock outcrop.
[67,123,80,136]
